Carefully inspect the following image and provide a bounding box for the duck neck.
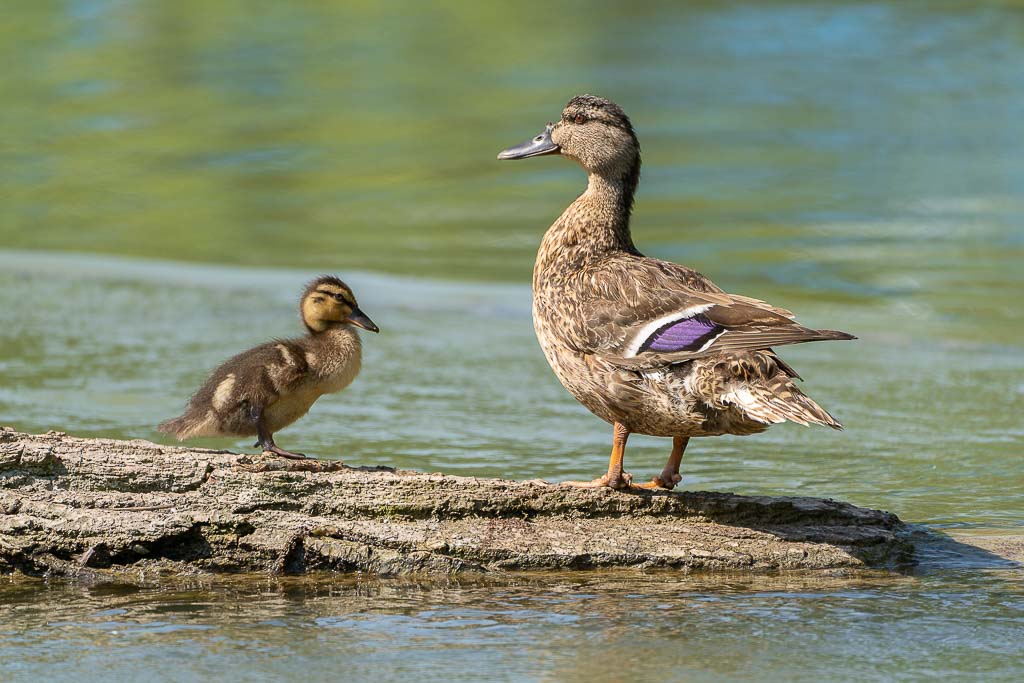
[537,160,640,277]
[307,322,360,347]
[304,324,361,372]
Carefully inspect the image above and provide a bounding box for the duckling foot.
[561,471,634,490]
[261,445,310,460]
[254,429,311,460]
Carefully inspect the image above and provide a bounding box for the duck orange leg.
[562,422,633,490]
[634,436,689,490]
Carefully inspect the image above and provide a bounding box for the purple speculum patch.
[641,315,721,353]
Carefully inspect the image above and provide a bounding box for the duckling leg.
[252,407,308,460]
[633,436,688,490]
[562,422,633,490]
[261,441,309,460]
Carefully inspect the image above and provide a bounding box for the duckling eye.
[574,113,587,125]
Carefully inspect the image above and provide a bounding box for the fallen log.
[0,428,915,577]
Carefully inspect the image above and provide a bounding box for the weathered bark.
[0,428,915,577]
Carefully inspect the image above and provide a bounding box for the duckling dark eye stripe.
[314,289,354,304]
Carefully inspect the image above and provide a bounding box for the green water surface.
[1,1,1022,681]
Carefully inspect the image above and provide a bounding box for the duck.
[498,94,855,490]
[157,275,378,459]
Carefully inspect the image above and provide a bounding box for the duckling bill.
[158,276,378,459]
[499,95,855,490]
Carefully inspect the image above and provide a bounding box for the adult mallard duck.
[498,95,854,490]
[158,276,378,459]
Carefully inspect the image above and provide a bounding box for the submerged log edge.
[0,428,916,578]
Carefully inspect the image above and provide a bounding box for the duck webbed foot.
[262,444,309,460]
[560,422,637,490]
[563,432,690,492]
[252,408,312,460]
[252,438,309,460]
[632,436,690,491]
[561,471,634,490]
[632,472,682,490]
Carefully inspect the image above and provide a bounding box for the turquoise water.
[1,1,1023,681]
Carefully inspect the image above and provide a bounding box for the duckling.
[498,95,855,490]
[157,276,378,459]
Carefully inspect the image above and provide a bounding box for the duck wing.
[224,339,311,406]
[575,257,854,369]
[187,339,311,415]
[158,339,311,439]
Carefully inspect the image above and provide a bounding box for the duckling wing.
[233,340,311,403]
[575,257,854,369]
[197,340,311,413]
[159,340,311,439]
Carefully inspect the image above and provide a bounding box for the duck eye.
[574,113,587,124]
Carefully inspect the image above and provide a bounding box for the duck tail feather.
[816,329,857,342]
[727,377,844,431]
[156,413,204,440]
[156,415,186,439]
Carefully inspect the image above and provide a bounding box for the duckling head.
[498,94,640,191]
[300,275,379,334]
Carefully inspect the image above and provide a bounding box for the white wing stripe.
[695,328,727,352]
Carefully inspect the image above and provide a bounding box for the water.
[1,1,1022,681]
[1,571,1023,683]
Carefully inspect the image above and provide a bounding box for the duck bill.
[497,123,560,160]
[346,308,379,333]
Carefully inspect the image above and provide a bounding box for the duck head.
[498,94,640,190]
[300,275,379,334]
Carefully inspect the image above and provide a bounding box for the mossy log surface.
[0,428,915,577]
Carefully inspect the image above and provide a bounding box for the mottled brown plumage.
[499,95,855,490]
[158,276,378,459]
